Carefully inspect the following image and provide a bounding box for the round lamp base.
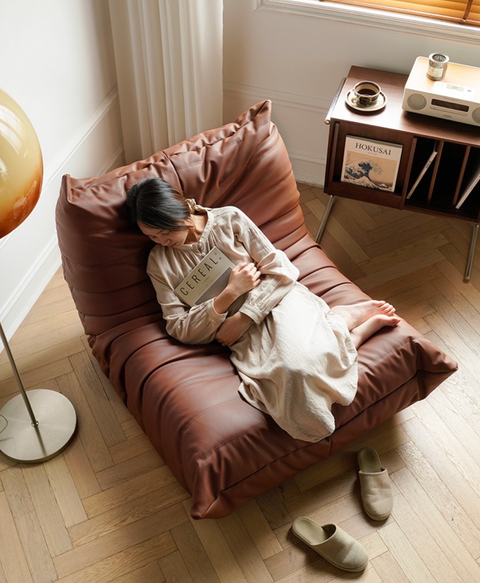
[0,389,77,463]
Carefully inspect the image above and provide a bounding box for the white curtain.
[109,0,223,163]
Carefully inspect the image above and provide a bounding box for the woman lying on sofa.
[126,177,400,443]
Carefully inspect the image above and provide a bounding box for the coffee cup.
[353,81,381,107]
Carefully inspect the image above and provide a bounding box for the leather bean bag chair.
[56,100,457,519]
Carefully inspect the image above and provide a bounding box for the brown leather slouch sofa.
[56,100,457,520]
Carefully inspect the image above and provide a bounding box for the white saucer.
[346,89,387,113]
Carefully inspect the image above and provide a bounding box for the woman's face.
[138,220,191,247]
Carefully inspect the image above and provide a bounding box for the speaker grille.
[407,93,427,111]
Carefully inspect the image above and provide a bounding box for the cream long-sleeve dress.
[147,205,358,442]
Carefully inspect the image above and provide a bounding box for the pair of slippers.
[291,447,393,572]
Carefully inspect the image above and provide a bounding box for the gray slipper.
[358,447,393,521]
[292,517,368,572]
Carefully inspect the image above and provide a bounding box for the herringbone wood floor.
[1,184,480,583]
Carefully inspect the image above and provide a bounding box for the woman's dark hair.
[126,177,190,232]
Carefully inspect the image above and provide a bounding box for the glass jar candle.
[427,53,449,81]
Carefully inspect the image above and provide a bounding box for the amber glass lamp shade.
[0,88,43,238]
[0,89,77,463]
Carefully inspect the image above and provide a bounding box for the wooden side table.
[318,65,480,281]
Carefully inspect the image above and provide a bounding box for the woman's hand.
[215,312,253,347]
[226,262,261,296]
[213,262,260,315]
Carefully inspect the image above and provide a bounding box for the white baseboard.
[288,149,326,187]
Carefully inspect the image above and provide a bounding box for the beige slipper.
[358,447,393,521]
[292,517,368,572]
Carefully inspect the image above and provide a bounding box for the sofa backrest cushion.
[56,101,306,340]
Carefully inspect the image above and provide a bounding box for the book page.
[456,148,480,209]
[406,141,438,200]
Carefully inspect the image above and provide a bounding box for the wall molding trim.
[224,82,330,113]
[99,143,125,177]
[0,86,124,342]
[254,0,480,45]
[45,86,120,193]
[224,82,327,185]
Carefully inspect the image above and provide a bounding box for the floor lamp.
[0,88,77,463]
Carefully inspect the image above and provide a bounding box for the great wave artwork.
[341,136,403,193]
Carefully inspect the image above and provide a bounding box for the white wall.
[0,0,124,340]
[223,0,479,185]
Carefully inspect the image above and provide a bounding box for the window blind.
[324,0,480,26]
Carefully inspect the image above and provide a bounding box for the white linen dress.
[147,205,358,442]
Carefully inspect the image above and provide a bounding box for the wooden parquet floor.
[1,184,480,583]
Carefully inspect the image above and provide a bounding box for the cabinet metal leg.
[464,223,479,282]
[315,195,336,244]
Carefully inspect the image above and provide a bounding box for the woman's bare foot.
[330,300,396,331]
[349,314,400,348]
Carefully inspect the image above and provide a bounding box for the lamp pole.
[0,321,39,427]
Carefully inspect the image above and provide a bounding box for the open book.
[174,246,245,314]
[456,149,480,210]
[406,141,438,200]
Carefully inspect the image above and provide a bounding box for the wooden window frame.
[331,0,479,26]
[255,0,480,42]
